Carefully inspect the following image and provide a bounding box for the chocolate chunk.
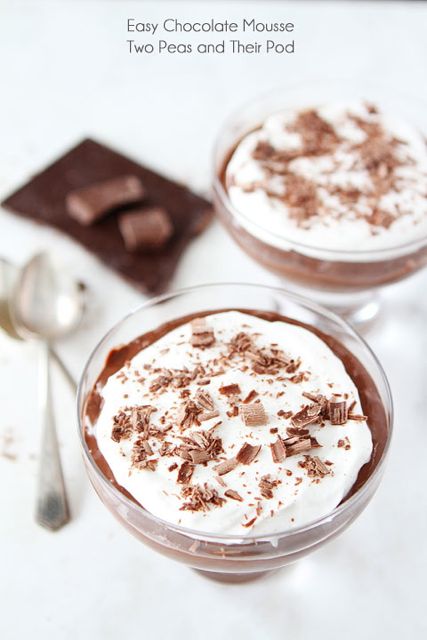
[283,436,312,457]
[241,402,267,427]
[118,206,173,252]
[1,138,212,294]
[190,318,215,347]
[236,442,261,465]
[328,399,348,425]
[66,175,145,225]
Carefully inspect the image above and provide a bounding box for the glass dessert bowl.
[212,83,427,327]
[77,283,392,583]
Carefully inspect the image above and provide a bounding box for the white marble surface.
[1,1,426,638]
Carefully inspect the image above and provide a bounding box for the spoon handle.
[49,347,76,393]
[36,341,70,531]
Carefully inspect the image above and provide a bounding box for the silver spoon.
[11,253,86,530]
[0,258,78,391]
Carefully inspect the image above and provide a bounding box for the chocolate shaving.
[134,456,158,471]
[259,474,280,499]
[277,410,293,419]
[175,446,193,461]
[242,517,257,529]
[310,437,322,449]
[228,332,254,355]
[337,437,351,450]
[111,423,131,443]
[214,458,238,476]
[283,436,312,457]
[366,208,395,230]
[111,404,156,442]
[302,391,322,402]
[159,441,173,457]
[199,409,220,422]
[241,402,267,427]
[188,449,211,464]
[176,427,224,464]
[236,442,261,465]
[224,489,243,502]
[299,455,331,478]
[219,383,241,396]
[131,438,150,467]
[149,371,173,393]
[242,390,258,404]
[270,438,287,463]
[328,399,348,425]
[194,390,215,411]
[284,174,320,223]
[178,400,202,430]
[177,461,194,484]
[131,405,156,436]
[141,440,153,455]
[196,378,211,386]
[286,426,309,437]
[252,141,276,161]
[246,347,291,375]
[180,483,225,512]
[347,413,367,421]
[291,402,322,428]
[187,431,209,448]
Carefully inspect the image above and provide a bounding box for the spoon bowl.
[0,259,20,339]
[11,253,85,342]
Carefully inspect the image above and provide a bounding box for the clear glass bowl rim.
[77,282,394,544]
[212,80,427,260]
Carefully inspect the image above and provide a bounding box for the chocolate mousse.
[83,309,388,536]
[216,102,427,290]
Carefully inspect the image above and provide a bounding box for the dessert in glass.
[78,283,392,582]
[213,84,427,326]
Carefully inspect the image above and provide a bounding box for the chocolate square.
[118,207,173,252]
[66,175,146,225]
[1,138,212,294]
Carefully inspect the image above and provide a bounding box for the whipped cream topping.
[91,311,373,536]
[225,102,427,259]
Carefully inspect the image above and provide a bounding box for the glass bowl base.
[276,279,382,331]
[194,569,274,583]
